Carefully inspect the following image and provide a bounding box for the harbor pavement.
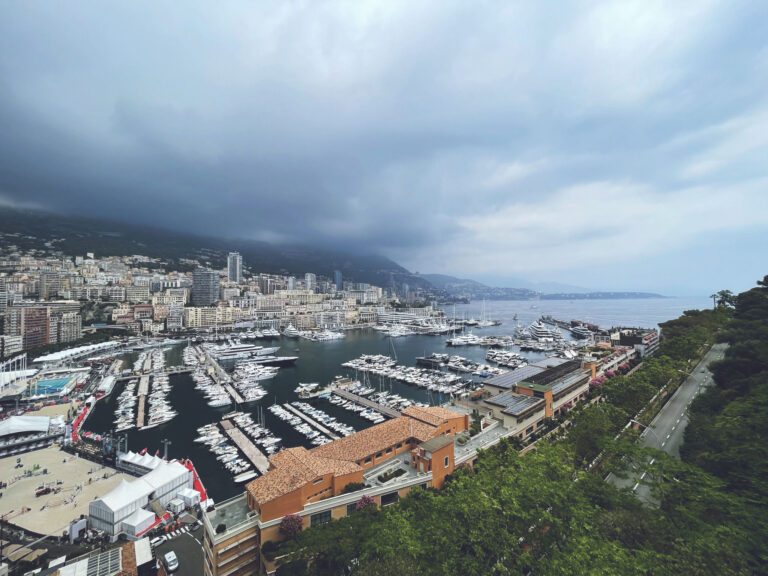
[0,446,132,535]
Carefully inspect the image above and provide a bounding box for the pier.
[282,403,340,440]
[331,387,401,419]
[224,384,245,404]
[219,420,270,475]
[136,375,150,428]
[202,349,232,384]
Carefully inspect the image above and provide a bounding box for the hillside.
[0,208,431,289]
[422,273,663,300]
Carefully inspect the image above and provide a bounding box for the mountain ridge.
[0,208,432,290]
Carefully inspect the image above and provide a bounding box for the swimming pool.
[35,377,72,393]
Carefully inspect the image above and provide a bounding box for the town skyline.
[2,2,767,296]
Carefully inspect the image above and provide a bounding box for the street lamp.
[630,419,661,445]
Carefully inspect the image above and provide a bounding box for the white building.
[0,415,66,457]
[89,459,193,539]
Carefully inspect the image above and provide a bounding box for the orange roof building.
[246,406,469,522]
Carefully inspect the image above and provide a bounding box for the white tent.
[121,507,156,536]
[178,487,201,507]
[0,415,49,437]
[89,460,192,536]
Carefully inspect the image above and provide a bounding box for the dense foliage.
[276,280,767,575]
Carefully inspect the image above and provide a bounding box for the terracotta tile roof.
[247,447,361,505]
[310,416,436,463]
[402,405,464,426]
[247,408,465,507]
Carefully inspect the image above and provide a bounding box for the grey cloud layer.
[1,1,767,293]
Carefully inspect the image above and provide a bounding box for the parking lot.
[153,521,204,576]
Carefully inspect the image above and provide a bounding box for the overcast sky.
[1,1,767,295]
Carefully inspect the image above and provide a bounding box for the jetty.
[283,403,340,440]
[219,420,270,474]
[136,375,150,429]
[224,384,245,404]
[331,388,401,419]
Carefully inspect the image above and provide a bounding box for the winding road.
[608,342,728,502]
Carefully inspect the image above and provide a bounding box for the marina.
[220,419,271,475]
[330,386,401,419]
[282,402,340,440]
[76,297,701,503]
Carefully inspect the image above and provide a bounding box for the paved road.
[155,525,204,576]
[609,343,728,501]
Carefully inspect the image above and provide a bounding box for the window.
[346,503,357,516]
[376,452,382,459]
[364,458,372,464]
[313,477,323,485]
[526,426,534,435]
[310,510,331,527]
[385,448,392,454]
[381,492,399,507]
[396,442,402,449]
[444,456,449,468]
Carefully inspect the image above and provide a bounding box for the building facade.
[193,269,221,307]
[203,406,469,576]
[228,252,243,284]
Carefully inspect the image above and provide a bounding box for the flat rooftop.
[486,391,543,416]
[206,493,254,533]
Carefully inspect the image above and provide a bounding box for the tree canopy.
[276,277,768,575]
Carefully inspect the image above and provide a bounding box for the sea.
[83,297,710,502]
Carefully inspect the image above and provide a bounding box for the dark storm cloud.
[1,1,768,293]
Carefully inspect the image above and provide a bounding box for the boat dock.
[283,403,340,440]
[224,384,245,404]
[219,420,270,474]
[203,350,232,384]
[136,375,150,428]
[331,388,401,419]
[142,354,153,373]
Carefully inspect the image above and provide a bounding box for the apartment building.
[203,406,469,576]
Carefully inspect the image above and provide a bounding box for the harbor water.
[84,297,710,501]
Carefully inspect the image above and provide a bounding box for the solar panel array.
[486,391,542,415]
[485,364,545,389]
[528,360,582,386]
[86,547,121,576]
[551,372,589,396]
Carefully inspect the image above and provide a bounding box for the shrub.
[279,514,303,540]
[339,482,366,495]
[215,523,226,534]
[377,468,406,483]
[261,539,281,561]
[355,495,376,511]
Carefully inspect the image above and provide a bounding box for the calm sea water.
[84,297,710,501]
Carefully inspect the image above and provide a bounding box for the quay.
[331,387,401,419]
[224,383,245,404]
[202,349,232,384]
[219,420,270,475]
[136,375,150,428]
[282,403,340,440]
[142,353,153,373]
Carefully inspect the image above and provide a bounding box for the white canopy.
[0,415,49,437]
